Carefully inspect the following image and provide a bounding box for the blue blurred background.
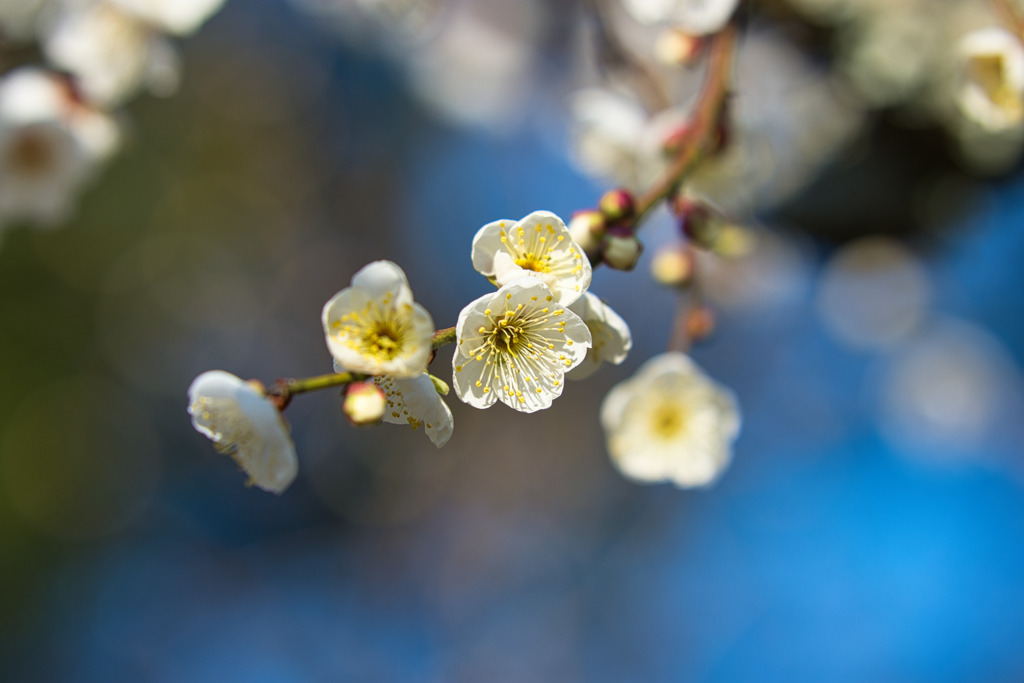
[2,0,1024,680]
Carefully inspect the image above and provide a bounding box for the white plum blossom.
[601,352,739,488]
[567,292,632,380]
[42,0,226,106]
[620,0,739,35]
[375,373,454,447]
[471,210,592,306]
[322,260,435,378]
[0,67,120,230]
[453,278,592,413]
[187,370,299,494]
[957,27,1024,132]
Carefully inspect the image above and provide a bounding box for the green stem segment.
[267,326,460,408]
[432,326,457,349]
[277,371,360,397]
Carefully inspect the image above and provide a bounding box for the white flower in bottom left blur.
[187,370,298,494]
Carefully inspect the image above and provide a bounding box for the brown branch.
[632,24,737,228]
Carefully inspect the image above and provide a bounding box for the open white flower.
[187,370,298,494]
[601,353,739,488]
[957,27,1024,132]
[453,278,592,413]
[567,292,632,380]
[471,210,592,307]
[621,0,739,35]
[375,373,454,447]
[322,260,434,378]
[0,67,120,230]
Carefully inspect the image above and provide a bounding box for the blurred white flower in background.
[685,31,862,217]
[405,0,540,129]
[322,260,435,378]
[874,318,1023,461]
[566,291,632,380]
[472,210,592,306]
[956,26,1024,133]
[568,87,687,192]
[453,278,591,413]
[187,370,299,494]
[815,237,931,351]
[601,352,739,488]
[41,0,226,106]
[0,67,119,231]
[620,0,739,35]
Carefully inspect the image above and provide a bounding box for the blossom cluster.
[188,210,738,494]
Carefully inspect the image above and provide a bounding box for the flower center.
[515,254,550,273]
[363,322,403,360]
[493,314,527,355]
[8,129,55,177]
[650,401,686,440]
[971,54,1024,118]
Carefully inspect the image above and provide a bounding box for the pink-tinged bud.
[655,28,705,66]
[603,227,643,271]
[568,209,606,260]
[677,199,724,250]
[685,306,716,342]
[342,381,386,426]
[599,188,635,223]
[650,244,694,287]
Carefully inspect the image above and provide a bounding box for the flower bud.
[655,28,705,66]
[603,227,643,271]
[599,188,634,223]
[685,306,716,342]
[342,381,386,426]
[651,244,693,287]
[568,209,606,260]
[678,199,724,251]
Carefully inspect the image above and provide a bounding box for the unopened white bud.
[604,230,643,271]
[343,381,386,426]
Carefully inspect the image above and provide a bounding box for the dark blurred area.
[2,0,1024,681]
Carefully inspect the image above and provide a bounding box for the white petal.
[470,218,514,276]
[377,374,454,447]
[187,370,298,494]
[567,292,632,380]
[350,260,414,305]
